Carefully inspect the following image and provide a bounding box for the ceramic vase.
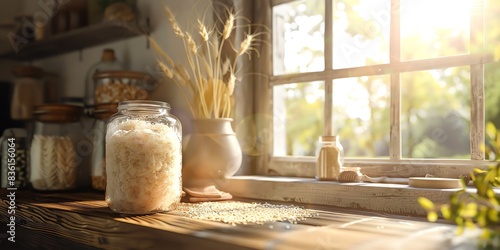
[182,118,242,194]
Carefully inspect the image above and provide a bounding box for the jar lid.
[33,104,84,123]
[91,102,118,120]
[12,65,44,78]
[93,70,149,80]
[101,48,117,62]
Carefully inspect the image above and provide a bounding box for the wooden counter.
[0,189,478,249]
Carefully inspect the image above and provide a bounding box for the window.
[254,0,500,177]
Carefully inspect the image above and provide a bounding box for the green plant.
[419,164,500,249]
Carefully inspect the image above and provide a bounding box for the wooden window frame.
[252,0,496,178]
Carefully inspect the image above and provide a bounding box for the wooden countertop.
[0,189,478,249]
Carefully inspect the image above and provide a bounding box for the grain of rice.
[176,201,318,226]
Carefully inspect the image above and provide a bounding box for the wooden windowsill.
[220,176,487,216]
[0,188,482,249]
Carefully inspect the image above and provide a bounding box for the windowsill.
[222,176,489,216]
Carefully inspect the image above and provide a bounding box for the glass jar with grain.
[29,104,88,191]
[90,103,118,191]
[105,100,182,214]
[93,71,153,105]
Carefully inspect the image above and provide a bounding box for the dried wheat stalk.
[150,4,266,119]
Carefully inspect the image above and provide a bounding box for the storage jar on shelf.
[90,102,118,191]
[10,65,45,120]
[84,48,124,107]
[29,104,88,191]
[105,100,182,214]
[92,71,153,105]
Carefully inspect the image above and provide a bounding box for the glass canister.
[105,100,182,214]
[93,71,152,105]
[30,104,86,191]
[316,135,344,181]
[1,128,28,189]
[90,103,118,191]
[10,65,45,120]
[84,48,124,107]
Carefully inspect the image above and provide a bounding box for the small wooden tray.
[409,177,462,189]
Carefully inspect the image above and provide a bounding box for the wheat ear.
[164,6,184,38]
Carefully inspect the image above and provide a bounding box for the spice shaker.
[316,135,344,181]
[105,100,182,214]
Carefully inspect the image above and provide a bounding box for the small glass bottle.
[84,48,123,107]
[29,104,87,191]
[316,135,344,181]
[105,100,182,214]
[90,103,118,191]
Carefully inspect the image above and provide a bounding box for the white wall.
[0,1,25,81]
[24,0,211,122]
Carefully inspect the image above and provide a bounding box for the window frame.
[252,0,496,178]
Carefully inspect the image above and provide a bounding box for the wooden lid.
[101,48,117,61]
[91,102,118,120]
[33,104,83,123]
[12,65,44,78]
[93,70,148,80]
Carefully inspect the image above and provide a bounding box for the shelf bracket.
[146,17,150,50]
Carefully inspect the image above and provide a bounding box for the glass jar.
[93,71,152,105]
[10,65,45,120]
[105,100,182,214]
[90,103,118,191]
[1,128,28,189]
[316,135,344,181]
[84,49,123,107]
[29,104,86,191]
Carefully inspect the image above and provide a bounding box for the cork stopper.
[319,135,339,142]
[101,48,117,62]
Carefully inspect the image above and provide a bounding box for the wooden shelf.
[0,20,146,61]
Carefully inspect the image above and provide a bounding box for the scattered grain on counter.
[176,202,319,226]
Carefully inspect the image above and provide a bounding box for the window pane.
[333,0,390,69]
[401,67,471,159]
[400,0,471,61]
[485,0,500,55]
[273,0,325,75]
[485,62,500,160]
[273,82,324,156]
[332,76,390,157]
